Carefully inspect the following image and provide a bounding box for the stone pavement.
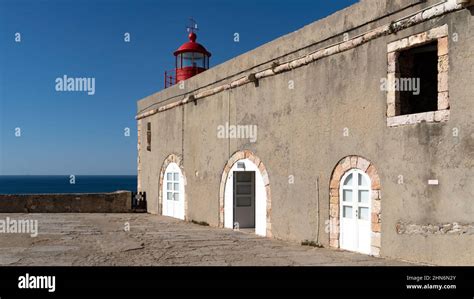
[0,213,413,266]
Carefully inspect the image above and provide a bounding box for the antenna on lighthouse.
[186,18,199,34]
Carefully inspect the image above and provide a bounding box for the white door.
[162,163,185,220]
[339,170,371,254]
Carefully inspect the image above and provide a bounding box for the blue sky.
[0,0,358,175]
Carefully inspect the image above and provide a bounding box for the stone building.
[136,0,474,265]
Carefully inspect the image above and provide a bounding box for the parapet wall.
[0,191,132,213]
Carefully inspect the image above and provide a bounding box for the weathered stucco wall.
[137,0,474,265]
[0,191,132,213]
[139,107,183,215]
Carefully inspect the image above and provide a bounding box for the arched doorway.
[159,154,186,220]
[219,151,271,237]
[329,156,381,256]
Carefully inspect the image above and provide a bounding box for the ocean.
[0,175,137,194]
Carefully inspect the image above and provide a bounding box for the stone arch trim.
[329,155,382,256]
[218,150,272,238]
[158,154,187,219]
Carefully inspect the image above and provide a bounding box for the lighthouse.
[164,20,212,88]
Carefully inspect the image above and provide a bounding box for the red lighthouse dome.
[164,29,211,88]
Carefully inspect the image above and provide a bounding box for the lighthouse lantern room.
[165,19,212,88]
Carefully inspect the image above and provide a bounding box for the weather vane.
[186,18,199,34]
